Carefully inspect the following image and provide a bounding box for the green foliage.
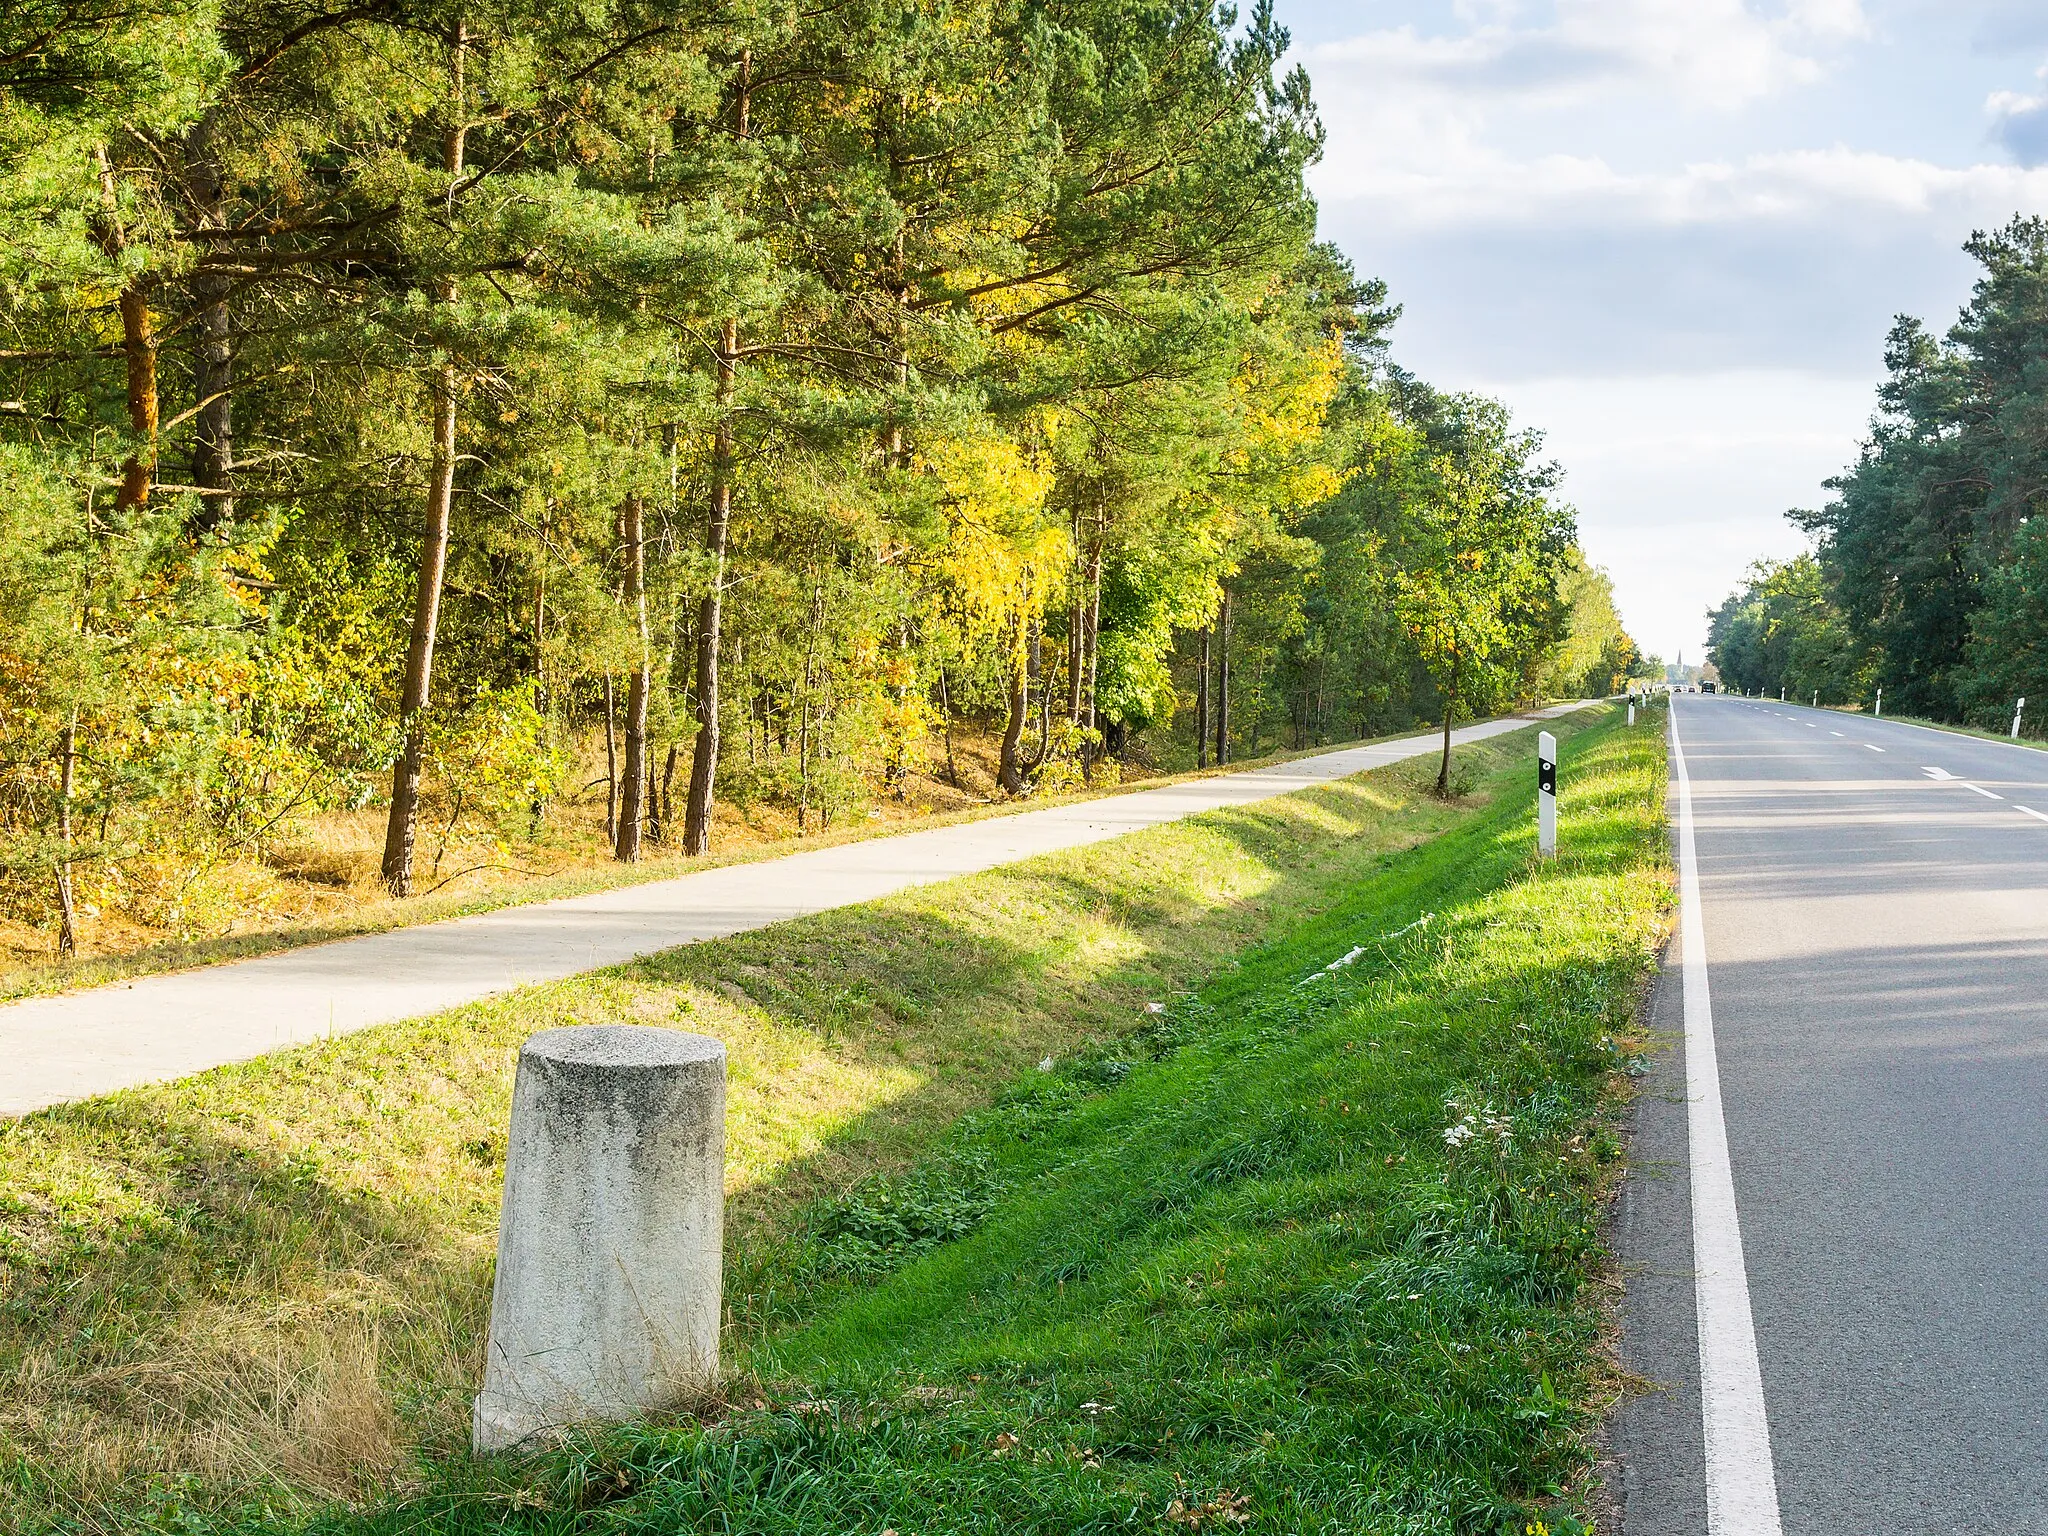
[0,0,1627,951]
[1742,217,2048,724]
[1706,555,1874,705]
[1538,554,1638,699]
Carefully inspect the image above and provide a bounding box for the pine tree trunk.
[1065,504,1084,725]
[185,118,233,533]
[1032,619,1049,765]
[113,288,158,513]
[381,19,467,896]
[683,315,738,855]
[939,663,960,787]
[91,147,157,516]
[615,495,649,862]
[1082,518,1103,775]
[54,716,78,959]
[603,673,618,840]
[998,611,1028,794]
[797,586,821,835]
[682,55,748,855]
[1196,626,1210,769]
[1213,588,1231,766]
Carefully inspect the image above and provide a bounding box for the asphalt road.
[0,707,1588,1119]
[1618,694,2048,1533]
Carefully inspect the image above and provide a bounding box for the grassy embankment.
[0,703,1667,1535]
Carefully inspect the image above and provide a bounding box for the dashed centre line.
[1865,744,1885,752]
[2016,806,2048,824]
[1965,783,2005,800]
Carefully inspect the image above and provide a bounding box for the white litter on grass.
[1038,1056,1055,1072]
[1144,1001,1166,1014]
[1297,912,1434,986]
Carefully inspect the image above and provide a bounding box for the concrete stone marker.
[473,1025,725,1452]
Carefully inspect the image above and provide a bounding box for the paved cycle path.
[0,707,1588,1118]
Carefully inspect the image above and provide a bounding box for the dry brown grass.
[0,729,1029,976]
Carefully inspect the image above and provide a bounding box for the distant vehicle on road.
[1699,680,1717,693]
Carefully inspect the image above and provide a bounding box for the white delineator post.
[2014,697,2026,740]
[1538,730,1557,859]
[474,1025,726,1453]
[1875,687,1882,718]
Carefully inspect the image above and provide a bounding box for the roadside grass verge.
[0,711,1618,1533]
[298,704,1664,1536]
[1848,708,2048,754]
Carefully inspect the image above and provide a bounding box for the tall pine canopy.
[0,0,1612,955]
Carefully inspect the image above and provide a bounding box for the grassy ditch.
[0,709,1635,1533]
[287,705,1670,1536]
[280,703,1663,1536]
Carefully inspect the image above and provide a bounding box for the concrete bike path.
[0,706,1589,1118]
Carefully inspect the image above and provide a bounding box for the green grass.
[0,710,1631,1534]
[1853,709,2048,753]
[265,703,1665,1536]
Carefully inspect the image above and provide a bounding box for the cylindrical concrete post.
[473,1025,725,1453]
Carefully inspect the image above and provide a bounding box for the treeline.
[0,0,1635,952]
[1711,217,2048,722]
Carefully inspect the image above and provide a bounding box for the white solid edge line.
[1671,702,1786,1535]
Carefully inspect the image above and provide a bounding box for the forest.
[0,0,1640,964]
[1710,217,2048,725]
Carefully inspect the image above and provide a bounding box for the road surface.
[1618,694,2048,1533]
[0,707,1588,1119]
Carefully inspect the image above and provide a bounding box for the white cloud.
[1479,370,1874,660]
[1988,62,2048,167]
[1316,137,2048,231]
[1305,2,2048,230]
[1290,1,2039,653]
[1309,0,1868,114]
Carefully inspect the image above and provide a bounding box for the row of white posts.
[1725,682,2035,734]
[1642,683,2036,736]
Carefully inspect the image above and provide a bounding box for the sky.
[1281,0,2048,668]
